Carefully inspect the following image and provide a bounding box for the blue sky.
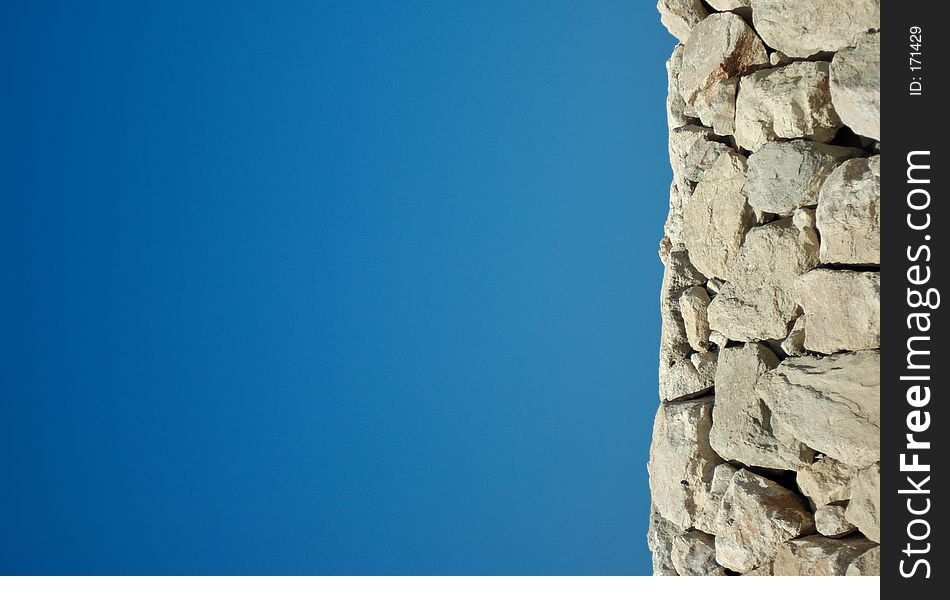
[2,1,674,574]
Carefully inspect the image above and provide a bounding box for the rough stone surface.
[830,32,881,140]
[658,0,710,43]
[846,463,881,543]
[647,505,683,576]
[714,469,815,573]
[780,316,806,357]
[678,13,768,123]
[671,531,726,576]
[669,125,729,185]
[666,45,690,131]
[708,0,751,10]
[816,156,881,265]
[707,217,819,341]
[746,141,862,216]
[682,151,755,280]
[679,286,712,352]
[815,505,856,538]
[759,351,880,468]
[846,545,881,576]
[710,343,812,470]
[797,457,857,507]
[662,351,717,402]
[694,463,738,535]
[795,270,880,353]
[751,0,881,58]
[734,62,842,152]
[648,397,723,529]
[697,78,739,137]
[773,535,878,576]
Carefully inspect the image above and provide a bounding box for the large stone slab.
[714,469,815,573]
[710,343,812,470]
[750,0,880,58]
[759,351,880,468]
[773,535,878,576]
[648,397,723,529]
[816,156,881,265]
[795,270,880,353]
[734,62,841,152]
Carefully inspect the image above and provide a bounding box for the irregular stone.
[780,316,806,357]
[707,0,751,10]
[659,245,704,367]
[664,181,691,245]
[648,397,723,529]
[714,469,815,573]
[769,51,791,66]
[709,331,728,350]
[846,463,881,543]
[846,545,881,576]
[830,32,880,140]
[648,504,683,575]
[662,351,717,402]
[666,45,690,131]
[746,141,862,216]
[697,78,738,137]
[657,0,710,43]
[816,156,881,265]
[710,343,812,470]
[773,535,878,576]
[795,270,880,353]
[751,0,880,58]
[682,151,755,280]
[797,456,858,507]
[815,505,856,538]
[759,351,880,468]
[734,62,842,152]
[744,563,774,576]
[694,463,738,535]
[679,13,768,122]
[671,531,726,576]
[669,125,729,185]
[707,217,819,341]
[679,286,712,352]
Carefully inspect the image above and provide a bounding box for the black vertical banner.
[882,2,945,595]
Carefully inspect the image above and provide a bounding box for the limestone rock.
[662,351,717,402]
[744,563,774,576]
[746,141,862,216]
[734,62,842,152]
[773,535,878,576]
[797,456,857,507]
[694,463,738,535]
[714,469,815,573]
[682,151,755,280]
[751,0,880,58]
[669,125,729,185]
[679,14,768,124]
[679,286,712,352]
[759,351,880,468]
[830,32,881,140]
[664,181,691,245]
[671,531,726,576]
[710,343,812,470]
[648,397,723,528]
[815,505,857,538]
[666,45,690,131]
[846,545,881,576]
[780,316,806,357]
[648,505,683,575]
[769,51,791,66]
[658,0,710,43]
[707,0,751,10]
[795,270,880,353]
[846,463,881,543]
[697,78,738,137]
[659,245,704,367]
[707,217,819,341]
[816,156,881,265]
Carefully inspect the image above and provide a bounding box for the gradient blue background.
[2,1,674,574]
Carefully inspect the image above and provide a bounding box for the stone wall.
[649,0,880,576]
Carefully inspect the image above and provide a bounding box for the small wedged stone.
[750,0,880,58]
[780,316,806,357]
[816,156,881,265]
[669,125,729,185]
[678,13,768,123]
[815,504,857,538]
[662,351,717,402]
[679,286,712,352]
[846,463,881,543]
[773,535,878,576]
[694,463,738,535]
[648,504,683,575]
[714,469,815,573]
[707,217,819,341]
[758,351,880,469]
[648,397,723,529]
[664,182,691,246]
[671,531,726,576]
[830,32,880,140]
[682,151,755,280]
[846,545,881,576]
[659,245,705,373]
[658,0,710,43]
[710,343,813,470]
[797,456,857,507]
[707,0,750,10]
[734,62,841,152]
[746,140,862,216]
[795,270,880,353]
[666,45,690,131]
[696,78,738,137]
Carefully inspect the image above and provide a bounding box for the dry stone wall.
[649,0,880,576]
